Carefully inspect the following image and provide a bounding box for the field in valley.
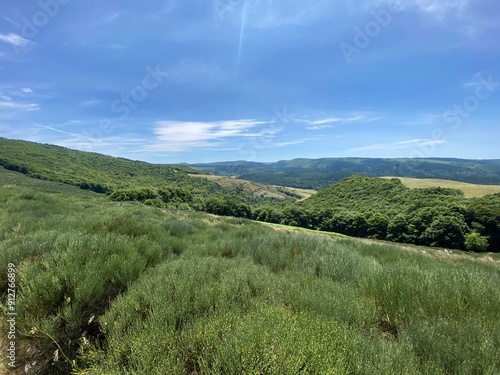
[383,176,500,198]
[1,171,499,374]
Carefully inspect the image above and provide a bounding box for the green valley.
[1,138,500,373]
[1,162,499,374]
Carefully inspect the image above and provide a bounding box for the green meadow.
[1,170,499,374]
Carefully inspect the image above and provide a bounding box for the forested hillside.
[252,176,500,252]
[0,138,287,208]
[191,158,500,189]
[302,176,500,252]
[0,137,202,194]
[243,175,500,252]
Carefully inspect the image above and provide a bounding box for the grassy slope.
[282,186,317,200]
[0,138,297,205]
[0,167,101,198]
[262,221,500,262]
[0,137,210,194]
[1,175,499,374]
[188,174,305,199]
[383,176,500,198]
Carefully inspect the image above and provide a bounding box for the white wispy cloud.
[356,0,470,19]
[400,113,442,126]
[0,33,36,57]
[217,0,358,29]
[462,72,500,90]
[151,119,268,151]
[21,88,33,93]
[35,124,93,142]
[51,134,148,152]
[309,117,347,125]
[32,122,149,153]
[348,138,447,152]
[0,92,39,120]
[104,12,121,24]
[274,138,321,147]
[87,12,122,28]
[0,92,12,101]
[0,33,31,47]
[301,114,380,130]
[80,99,103,107]
[220,0,473,29]
[0,100,39,111]
[410,0,469,20]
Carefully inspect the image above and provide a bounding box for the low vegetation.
[1,174,499,374]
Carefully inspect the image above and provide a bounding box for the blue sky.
[0,0,499,163]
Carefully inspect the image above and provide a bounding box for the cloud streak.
[301,114,380,130]
[0,100,40,112]
[348,139,447,152]
[0,33,32,47]
[151,119,268,151]
[0,33,36,57]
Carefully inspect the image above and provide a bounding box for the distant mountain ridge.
[190,158,500,189]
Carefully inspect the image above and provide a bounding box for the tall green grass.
[1,183,499,374]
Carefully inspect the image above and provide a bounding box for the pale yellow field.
[278,186,317,200]
[382,177,500,198]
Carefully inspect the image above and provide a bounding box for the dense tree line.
[107,176,499,252]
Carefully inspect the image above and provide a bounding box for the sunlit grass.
[1,182,499,374]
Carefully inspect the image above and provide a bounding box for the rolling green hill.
[191,157,500,189]
[0,137,204,194]
[296,175,500,252]
[0,138,291,208]
[1,174,499,374]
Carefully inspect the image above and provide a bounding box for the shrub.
[465,232,489,252]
